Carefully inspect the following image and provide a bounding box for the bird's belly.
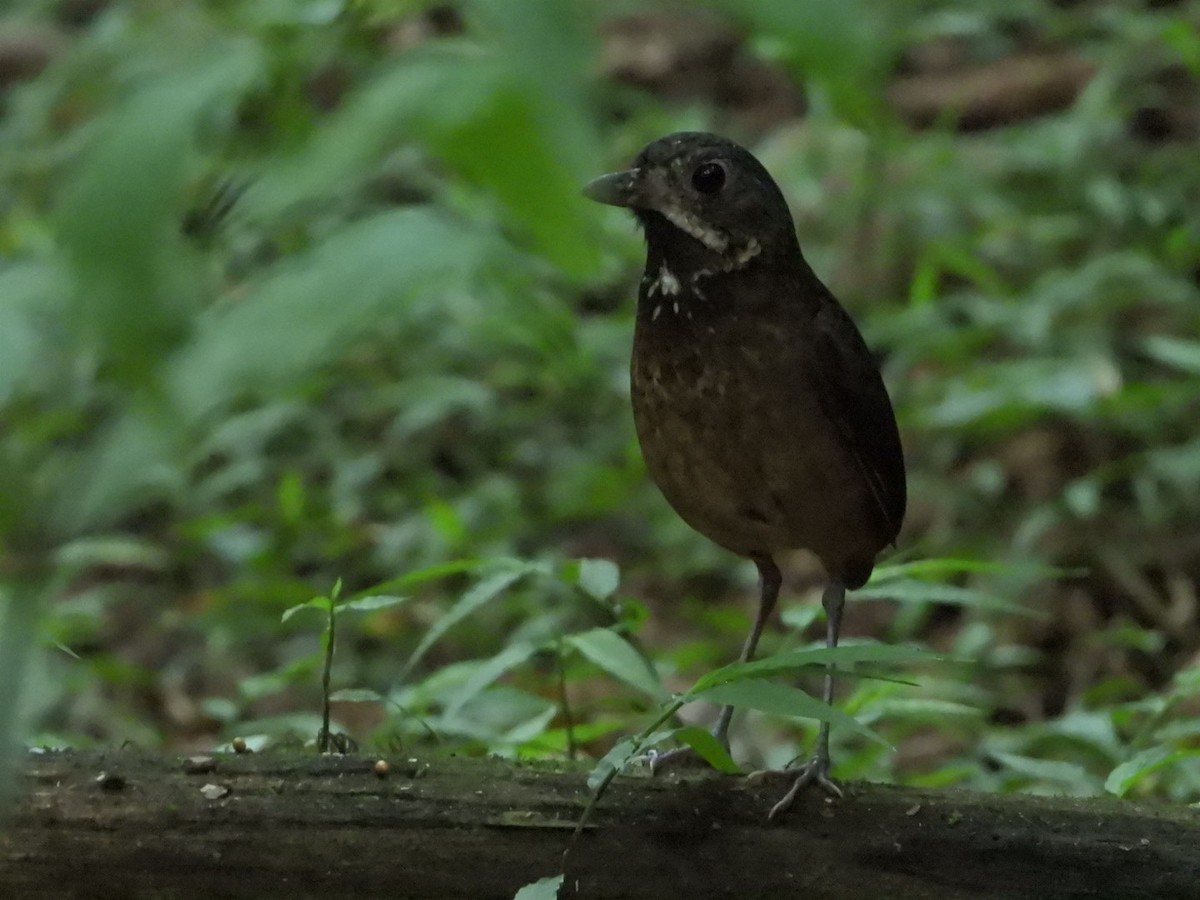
[631,346,879,570]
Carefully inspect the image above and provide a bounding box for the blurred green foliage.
[1,0,1198,808]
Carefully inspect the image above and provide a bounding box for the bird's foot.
[748,755,843,819]
[637,744,718,775]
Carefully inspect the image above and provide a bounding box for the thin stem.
[556,638,577,761]
[319,600,336,753]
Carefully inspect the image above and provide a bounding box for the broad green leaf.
[575,558,620,601]
[690,643,936,694]
[993,752,1100,794]
[52,410,183,536]
[780,602,822,631]
[245,42,601,277]
[567,628,664,699]
[673,726,740,773]
[389,376,494,439]
[277,471,305,526]
[921,358,1107,428]
[874,698,985,723]
[1173,667,1200,694]
[513,874,564,900]
[1142,335,1200,376]
[0,581,42,806]
[401,566,535,678]
[462,0,602,275]
[243,48,493,220]
[0,263,66,406]
[869,558,1066,582]
[469,0,597,177]
[443,641,540,718]
[328,689,386,704]
[337,594,410,615]
[501,705,559,744]
[1105,748,1200,797]
[716,0,896,125]
[693,679,887,746]
[586,735,645,791]
[350,560,492,601]
[54,536,170,572]
[282,597,333,623]
[435,684,554,743]
[169,209,500,422]
[56,43,261,384]
[239,654,323,700]
[518,718,627,755]
[854,578,1039,616]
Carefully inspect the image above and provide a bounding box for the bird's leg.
[767,579,846,818]
[709,556,781,746]
[648,556,781,773]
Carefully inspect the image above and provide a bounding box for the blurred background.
[1,0,1198,801]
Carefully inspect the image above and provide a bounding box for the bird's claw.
[748,756,843,819]
[637,745,715,774]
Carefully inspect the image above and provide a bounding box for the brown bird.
[584,132,905,816]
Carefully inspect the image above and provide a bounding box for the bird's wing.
[809,298,907,543]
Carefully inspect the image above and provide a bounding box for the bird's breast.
[630,293,889,575]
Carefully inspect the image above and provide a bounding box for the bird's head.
[584,132,799,272]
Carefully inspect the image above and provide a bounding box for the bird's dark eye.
[691,162,726,194]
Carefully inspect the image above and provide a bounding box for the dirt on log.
[1,749,1196,899]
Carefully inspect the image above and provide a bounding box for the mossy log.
[1,749,1196,899]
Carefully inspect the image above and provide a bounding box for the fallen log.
[1,749,1195,899]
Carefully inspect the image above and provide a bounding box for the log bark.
[1,749,1196,899]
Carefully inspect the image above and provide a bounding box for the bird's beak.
[582,168,642,208]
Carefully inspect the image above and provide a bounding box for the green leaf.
[277,471,305,525]
[500,705,559,745]
[281,597,333,623]
[869,558,1067,582]
[52,410,182,536]
[443,642,540,718]
[673,726,740,773]
[690,643,936,694]
[0,581,42,805]
[694,679,887,747]
[567,628,664,699]
[513,874,564,900]
[854,578,1039,616]
[350,560,493,601]
[168,209,500,421]
[716,0,896,124]
[518,718,627,755]
[54,536,170,572]
[327,689,386,704]
[1105,748,1200,797]
[401,565,535,678]
[993,752,1100,794]
[245,42,601,278]
[0,263,66,406]
[56,44,261,384]
[575,558,620,601]
[337,594,410,615]
[586,735,647,791]
[1142,335,1200,376]
[874,698,984,723]
[239,653,323,701]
